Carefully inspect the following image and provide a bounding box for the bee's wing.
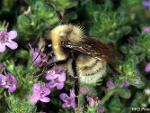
[62,36,118,63]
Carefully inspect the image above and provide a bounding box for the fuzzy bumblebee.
[39,24,117,84]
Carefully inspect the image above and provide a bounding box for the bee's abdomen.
[76,55,106,84]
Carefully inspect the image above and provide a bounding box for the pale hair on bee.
[38,24,118,85]
[50,24,84,61]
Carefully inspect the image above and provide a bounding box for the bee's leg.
[32,59,54,77]
[70,51,79,107]
[72,59,79,92]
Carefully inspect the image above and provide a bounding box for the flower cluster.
[122,80,130,88]
[106,79,130,89]
[29,43,71,108]
[79,87,88,94]
[46,66,66,90]
[28,65,67,106]
[86,96,105,113]
[59,89,76,108]
[28,82,51,104]
[106,80,115,89]
[0,73,17,92]
[0,30,18,52]
[0,64,17,93]
[30,45,48,67]
[86,96,99,107]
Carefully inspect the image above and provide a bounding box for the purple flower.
[86,96,99,107]
[0,30,18,52]
[46,66,66,90]
[3,74,17,92]
[0,73,17,92]
[145,63,150,72]
[59,89,76,108]
[143,27,150,32]
[98,107,104,113]
[143,1,150,7]
[106,80,115,89]
[79,87,88,94]
[0,74,6,86]
[122,80,130,88]
[31,47,47,67]
[29,82,51,104]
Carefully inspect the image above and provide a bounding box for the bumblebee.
[39,24,118,84]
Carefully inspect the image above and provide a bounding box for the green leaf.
[50,0,78,11]
[5,95,36,113]
[108,96,125,113]
[114,88,131,99]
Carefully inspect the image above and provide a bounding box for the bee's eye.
[48,44,52,48]
[45,43,52,51]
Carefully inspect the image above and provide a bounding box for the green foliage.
[1,0,15,12]
[85,1,132,43]
[108,96,126,113]
[114,88,131,99]
[5,95,36,113]
[86,106,99,113]
[17,0,59,40]
[50,0,78,10]
[17,0,78,41]
[0,21,8,31]
[137,33,150,55]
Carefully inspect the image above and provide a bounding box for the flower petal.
[6,41,18,50]
[40,97,50,103]
[46,81,56,89]
[0,43,6,52]
[56,83,64,90]
[145,63,150,72]
[32,83,41,93]
[46,73,59,80]
[0,74,6,86]
[70,89,76,98]
[70,101,76,108]
[8,30,17,39]
[7,85,16,92]
[41,88,51,96]
[106,80,115,89]
[7,74,17,83]
[28,94,39,104]
[98,107,105,113]
[62,103,71,108]
[3,74,17,92]
[59,93,69,102]
[79,87,88,94]
[57,72,66,82]
[143,1,150,7]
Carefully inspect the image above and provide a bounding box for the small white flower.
[144,88,150,95]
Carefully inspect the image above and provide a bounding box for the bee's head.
[50,24,84,43]
[38,24,84,62]
[38,36,53,59]
[47,24,83,62]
